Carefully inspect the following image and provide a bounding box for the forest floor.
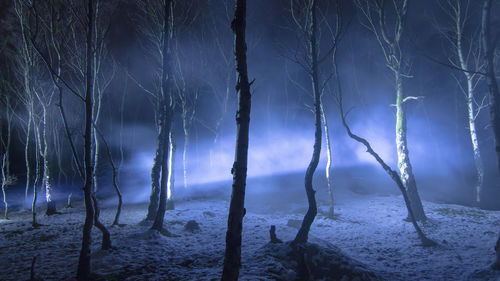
[1,186,500,280]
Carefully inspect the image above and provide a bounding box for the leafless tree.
[133,0,175,221]
[435,0,486,205]
[355,0,427,221]
[222,0,253,278]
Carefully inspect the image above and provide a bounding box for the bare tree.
[435,0,486,205]
[172,30,200,191]
[221,0,253,279]
[205,0,236,169]
[77,0,97,277]
[0,95,16,220]
[150,0,175,232]
[13,0,38,215]
[292,0,321,245]
[337,90,436,246]
[355,0,426,221]
[134,0,175,222]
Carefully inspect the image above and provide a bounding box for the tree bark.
[151,0,174,232]
[166,131,175,210]
[320,102,334,219]
[1,154,8,220]
[481,0,500,270]
[151,103,171,230]
[1,101,12,220]
[77,0,95,279]
[25,102,32,208]
[221,0,252,279]
[452,2,484,204]
[183,124,189,190]
[32,125,43,227]
[41,105,57,216]
[92,193,111,250]
[395,74,426,221]
[293,0,320,246]
[481,0,500,174]
[146,118,162,221]
[338,96,436,246]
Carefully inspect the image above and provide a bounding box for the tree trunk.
[1,102,12,220]
[41,106,57,216]
[166,131,175,210]
[25,104,32,208]
[151,109,171,230]
[221,0,252,279]
[481,0,500,270]
[454,7,484,205]
[183,124,189,190]
[32,125,43,227]
[482,0,500,175]
[320,102,334,219]
[91,193,111,250]
[293,0,320,245]
[151,0,173,232]
[466,78,484,204]
[338,94,436,246]
[111,168,123,226]
[146,121,162,221]
[395,74,426,221]
[77,0,95,279]
[1,154,8,220]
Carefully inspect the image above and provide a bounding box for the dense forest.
[1,0,500,280]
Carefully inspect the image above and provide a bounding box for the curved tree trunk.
[293,0,320,246]
[92,193,111,250]
[221,0,252,279]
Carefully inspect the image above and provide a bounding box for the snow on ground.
[1,189,500,280]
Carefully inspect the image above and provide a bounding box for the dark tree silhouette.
[481,0,500,270]
[135,0,175,221]
[77,0,96,279]
[221,0,252,279]
[150,0,174,232]
[287,0,321,245]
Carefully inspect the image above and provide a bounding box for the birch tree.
[133,0,175,221]
[355,0,427,221]
[436,0,486,205]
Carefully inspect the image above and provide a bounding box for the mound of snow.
[257,240,379,281]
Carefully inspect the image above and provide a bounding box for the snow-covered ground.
[1,188,500,280]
